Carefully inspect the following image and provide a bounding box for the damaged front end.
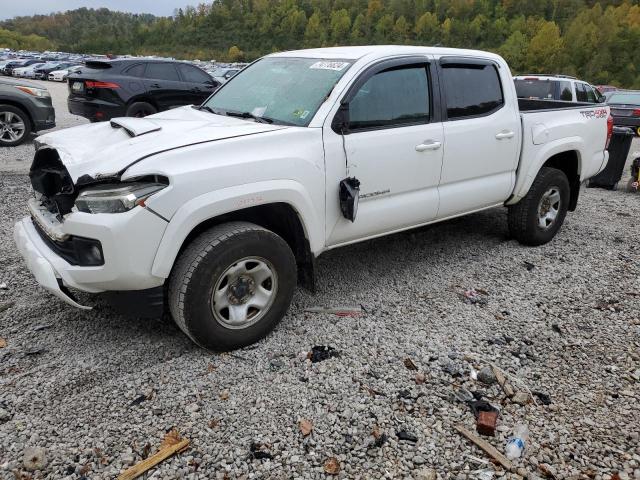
[28,145,112,218]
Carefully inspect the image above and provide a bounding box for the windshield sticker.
[292,109,311,119]
[310,61,350,71]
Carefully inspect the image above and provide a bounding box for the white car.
[514,74,604,103]
[12,63,46,78]
[15,46,610,351]
[48,65,83,82]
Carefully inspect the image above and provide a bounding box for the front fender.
[507,137,583,205]
[150,179,323,278]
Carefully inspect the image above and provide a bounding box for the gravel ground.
[1,80,639,480]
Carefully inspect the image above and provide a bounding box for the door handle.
[150,83,161,88]
[495,131,515,140]
[415,140,442,152]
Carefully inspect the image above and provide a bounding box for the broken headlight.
[75,182,166,214]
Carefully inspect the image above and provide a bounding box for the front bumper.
[13,204,169,309]
[14,219,91,309]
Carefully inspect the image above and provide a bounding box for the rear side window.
[125,63,146,77]
[443,64,503,119]
[559,81,573,101]
[145,63,180,82]
[583,84,597,103]
[348,65,430,130]
[576,83,588,102]
[177,64,211,83]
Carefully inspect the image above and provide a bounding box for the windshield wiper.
[197,105,220,115]
[224,110,274,124]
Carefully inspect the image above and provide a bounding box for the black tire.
[0,104,31,147]
[168,221,297,351]
[508,167,570,246]
[125,101,157,118]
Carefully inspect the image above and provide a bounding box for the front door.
[324,59,444,246]
[144,62,188,110]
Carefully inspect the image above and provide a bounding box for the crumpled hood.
[36,106,288,182]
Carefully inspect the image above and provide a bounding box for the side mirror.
[331,102,350,134]
[596,95,606,103]
[339,177,360,222]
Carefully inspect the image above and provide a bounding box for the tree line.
[1,1,639,88]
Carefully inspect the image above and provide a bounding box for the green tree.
[330,9,351,44]
[304,11,326,47]
[526,21,564,73]
[415,12,439,45]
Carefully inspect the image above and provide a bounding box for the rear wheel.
[0,105,31,147]
[125,101,157,118]
[168,222,297,351]
[508,167,570,246]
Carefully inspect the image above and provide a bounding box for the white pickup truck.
[15,46,611,351]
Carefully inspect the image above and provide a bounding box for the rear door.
[143,62,187,110]
[176,64,218,105]
[436,57,521,218]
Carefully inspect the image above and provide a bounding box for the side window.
[559,81,573,101]
[145,63,180,82]
[125,63,146,77]
[178,64,212,83]
[584,84,597,103]
[348,65,430,130]
[575,82,588,102]
[442,64,504,119]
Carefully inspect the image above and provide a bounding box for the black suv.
[67,59,219,121]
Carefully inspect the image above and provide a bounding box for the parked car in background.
[67,59,220,121]
[596,85,618,94]
[514,75,604,103]
[49,65,84,82]
[34,62,79,80]
[607,90,640,136]
[19,46,610,350]
[2,59,43,76]
[12,63,46,78]
[0,77,55,146]
[209,67,240,84]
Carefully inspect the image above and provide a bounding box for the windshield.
[608,92,640,105]
[204,57,353,127]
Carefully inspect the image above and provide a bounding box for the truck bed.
[518,98,599,112]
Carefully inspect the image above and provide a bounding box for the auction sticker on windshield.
[310,61,350,71]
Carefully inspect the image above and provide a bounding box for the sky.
[0,0,191,20]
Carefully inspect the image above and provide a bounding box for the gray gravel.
[1,80,639,479]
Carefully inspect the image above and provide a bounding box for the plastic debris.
[523,261,535,271]
[533,391,552,405]
[396,430,418,443]
[462,288,488,306]
[308,345,339,363]
[249,442,273,460]
[505,424,529,460]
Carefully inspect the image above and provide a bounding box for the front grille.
[31,219,104,266]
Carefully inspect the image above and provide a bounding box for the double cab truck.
[15,46,611,351]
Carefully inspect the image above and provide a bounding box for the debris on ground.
[249,442,273,460]
[23,347,47,356]
[219,389,230,400]
[305,306,362,317]
[492,365,515,397]
[372,426,387,447]
[461,288,489,306]
[130,389,155,407]
[551,323,562,334]
[533,391,552,405]
[308,345,339,363]
[0,282,7,290]
[323,457,341,475]
[32,324,53,332]
[477,366,497,385]
[396,430,418,443]
[511,391,530,405]
[118,429,189,480]
[23,446,48,471]
[523,261,536,271]
[299,418,313,436]
[0,337,6,348]
[504,424,529,460]
[455,424,513,471]
[403,357,418,370]
[415,372,426,384]
[476,410,498,436]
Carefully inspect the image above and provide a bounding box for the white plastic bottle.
[505,424,529,460]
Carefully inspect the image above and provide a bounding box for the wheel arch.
[150,183,323,291]
[540,150,581,211]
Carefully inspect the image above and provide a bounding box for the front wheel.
[168,222,297,351]
[508,167,570,246]
[0,105,31,147]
